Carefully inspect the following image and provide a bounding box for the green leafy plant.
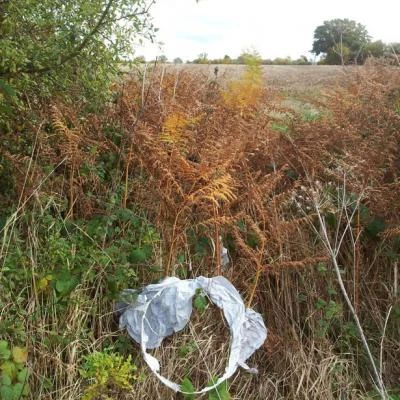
[207,377,231,400]
[80,349,138,400]
[0,0,155,128]
[193,289,208,314]
[180,376,231,400]
[301,108,321,121]
[315,298,343,337]
[181,377,195,399]
[179,341,199,358]
[271,122,290,134]
[0,341,29,400]
[0,200,159,396]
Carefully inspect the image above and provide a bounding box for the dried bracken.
[2,63,400,399]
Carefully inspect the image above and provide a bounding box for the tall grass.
[0,62,399,399]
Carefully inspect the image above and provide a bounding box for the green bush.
[0,0,155,128]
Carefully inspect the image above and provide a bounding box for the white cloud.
[137,0,400,61]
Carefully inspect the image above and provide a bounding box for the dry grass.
[1,62,400,399]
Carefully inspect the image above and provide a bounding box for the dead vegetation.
[1,63,400,399]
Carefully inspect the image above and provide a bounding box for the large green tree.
[0,0,155,120]
[312,19,371,65]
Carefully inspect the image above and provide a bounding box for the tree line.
[136,19,399,66]
[312,19,399,65]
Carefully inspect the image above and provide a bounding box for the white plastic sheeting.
[118,276,267,394]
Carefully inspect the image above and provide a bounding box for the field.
[168,64,347,87]
[1,63,400,400]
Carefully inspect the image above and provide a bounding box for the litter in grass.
[117,276,267,394]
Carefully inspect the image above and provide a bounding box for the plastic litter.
[221,245,229,269]
[118,276,267,394]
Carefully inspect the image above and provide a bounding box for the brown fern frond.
[267,256,328,271]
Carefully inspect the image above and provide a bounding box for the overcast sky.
[138,0,400,61]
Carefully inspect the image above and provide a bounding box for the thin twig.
[310,184,387,399]
[379,306,392,383]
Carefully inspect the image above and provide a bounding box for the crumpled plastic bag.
[118,276,267,394]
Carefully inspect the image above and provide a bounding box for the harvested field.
[186,64,345,87]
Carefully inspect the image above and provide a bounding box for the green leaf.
[246,231,260,249]
[0,385,13,400]
[22,382,30,396]
[179,341,198,357]
[54,270,77,294]
[315,298,327,310]
[236,220,246,231]
[365,217,386,238]
[128,248,148,263]
[12,347,27,364]
[0,80,16,98]
[177,253,185,263]
[325,212,337,228]
[325,301,341,319]
[271,122,289,134]
[194,236,211,258]
[17,367,29,383]
[1,361,17,380]
[181,377,195,399]
[1,373,12,386]
[316,263,327,273]
[0,341,11,360]
[193,291,208,313]
[0,341,8,351]
[55,278,71,293]
[327,287,337,296]
[207,378,231,400]
[12,382,25,398]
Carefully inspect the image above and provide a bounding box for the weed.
[180,376,231,400]
[207,377,231,400]
[193,288,208,314]
[0,340,29,400]
[181,377,195,399]
[179,341,199,358]
[315,298,343,337]
[80,349,138,400]
[271,122,290,134]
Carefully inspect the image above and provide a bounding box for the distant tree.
[364,40,386,58]
[158,55,168,63]
[261,59,273,65]
[134,55,146,63]
[222,55,232,64]
[324,44,351,65]
[272,57,292,65]
[293,55,311,65]
[192,53,208,64]
[312,19,370,65]
[173,57,183,64]
[198,53,209,63]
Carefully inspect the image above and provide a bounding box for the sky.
[138,0,400,61]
